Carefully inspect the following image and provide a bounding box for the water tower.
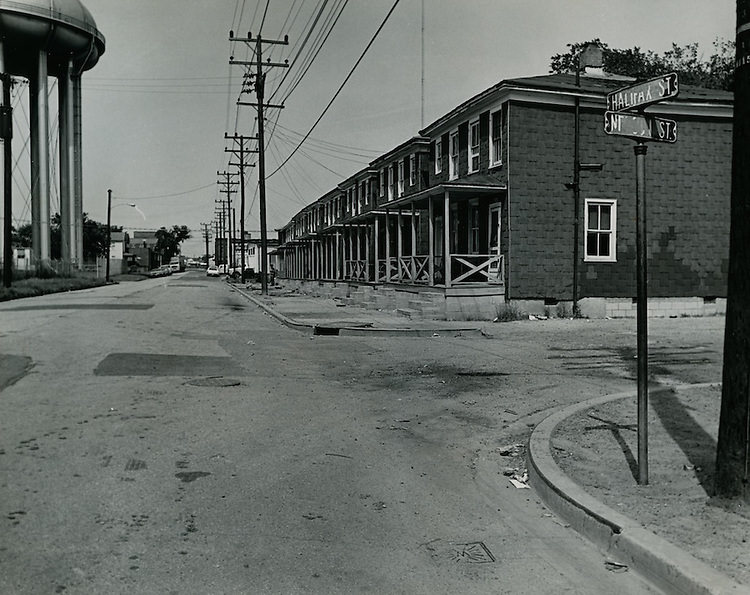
[0,0,105,271]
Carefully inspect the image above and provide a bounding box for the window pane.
[587,233,598,256]
[600,206,611,230]
[588,205,599,230]
[599,233,610,256]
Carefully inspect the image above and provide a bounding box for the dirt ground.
[553,384,750,586]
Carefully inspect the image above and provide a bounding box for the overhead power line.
[268,0,402,179]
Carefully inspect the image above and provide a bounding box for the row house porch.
[276,182,507,319]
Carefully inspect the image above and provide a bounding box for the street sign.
[604,111,677,143]
[606,72,679,112]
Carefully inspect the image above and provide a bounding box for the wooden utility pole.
[716,0,750,501]
[216,172,237,269]
[224,134,257,280]
[200,222,212,265]
[0,62,12,288]
[214,199,228,268]
[230,30,289,294]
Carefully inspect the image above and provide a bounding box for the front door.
[488,202,502,280]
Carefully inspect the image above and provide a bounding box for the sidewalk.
[233,281,749,595]
[230,282,488,337]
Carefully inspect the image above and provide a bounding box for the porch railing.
[450,254,504,285]
[398,255,429,284]
[346,259,368,281]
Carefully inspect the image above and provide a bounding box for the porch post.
[444,191,451,288]
[365,224,371,282]
[374,215,380,282]
[335,231,341,279]
[397,209,403,281]
[411,203,417,280]
[385,209,391,282]
[428,195,434,285]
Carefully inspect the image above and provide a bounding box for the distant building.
[274,73,732,320]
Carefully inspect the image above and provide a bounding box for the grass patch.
[0,277,107,302]
[494,302,525,322]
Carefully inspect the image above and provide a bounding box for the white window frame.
[490,108,502,167]
[435,139,443,174]
[379,169,385,198]
[388,165,395,201]
[468,119,480,173]
[397,160,405,196]
[584,198,617,262]
[448,129,459,180]
[409,154,417,186]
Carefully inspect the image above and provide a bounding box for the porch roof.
[377,177,507,211]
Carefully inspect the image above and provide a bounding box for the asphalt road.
[1,270,723,593]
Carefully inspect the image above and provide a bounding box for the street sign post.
[604,111,677,143]
[606,72,679,112]
[603,72,680,486]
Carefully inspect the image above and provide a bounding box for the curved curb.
[231,285,484,337]
[527,383,750,595]
[230,286,313,332]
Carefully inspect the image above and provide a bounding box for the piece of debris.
[505,408,518,415]
[683,464,702,472]
[604,561,629,573]
[509,477,529,489]
[497,443,524,456]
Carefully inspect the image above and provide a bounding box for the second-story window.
[409,154,417,186]
[435,139,443,174]
[379,169,385,198]
[449,130,459,180]
[490,109,502,166]
[388,165,395,201]
[469,119,480,173]
[398,160,405,196]
[364,179,370,205]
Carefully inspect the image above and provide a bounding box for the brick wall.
[508,101,731,300]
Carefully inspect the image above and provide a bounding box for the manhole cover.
[186,377,241,387]
[450,542,496,564]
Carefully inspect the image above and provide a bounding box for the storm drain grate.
[186,376,241,387]
[450,542,496,564]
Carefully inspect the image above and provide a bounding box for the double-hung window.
[388,165,395,201]
[409,154,417,187]
[585,199,617,261]
[490,109,502,166]
[379,169,385,199]
[397,160,405,197]
[449,130,459,180]
[468,120,480,173]
[435,139,443,174]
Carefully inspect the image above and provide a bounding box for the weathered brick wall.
[508,101,731,300]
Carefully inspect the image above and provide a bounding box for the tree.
[12,214,115,260]
[550,38,734,90]
[155,225,191,263]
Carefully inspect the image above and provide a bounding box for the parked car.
[206,265,220,277]
[148,265,172,278]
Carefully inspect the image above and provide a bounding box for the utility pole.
[230,30,289,294]
[216,172,236,270]
[0,58,12,288]
[105,188,112,283]
[214,200,228,269]
[716,0,750,501]
[200,222,212,265]
[224,134,257,281]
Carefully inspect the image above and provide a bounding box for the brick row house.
[273,73,732,320]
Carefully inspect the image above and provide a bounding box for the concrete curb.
[527,384,750,595]
[231,285,485,337]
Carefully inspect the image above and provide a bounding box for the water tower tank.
[0,0,105,77]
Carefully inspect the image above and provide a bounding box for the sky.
[8,0,737,256]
